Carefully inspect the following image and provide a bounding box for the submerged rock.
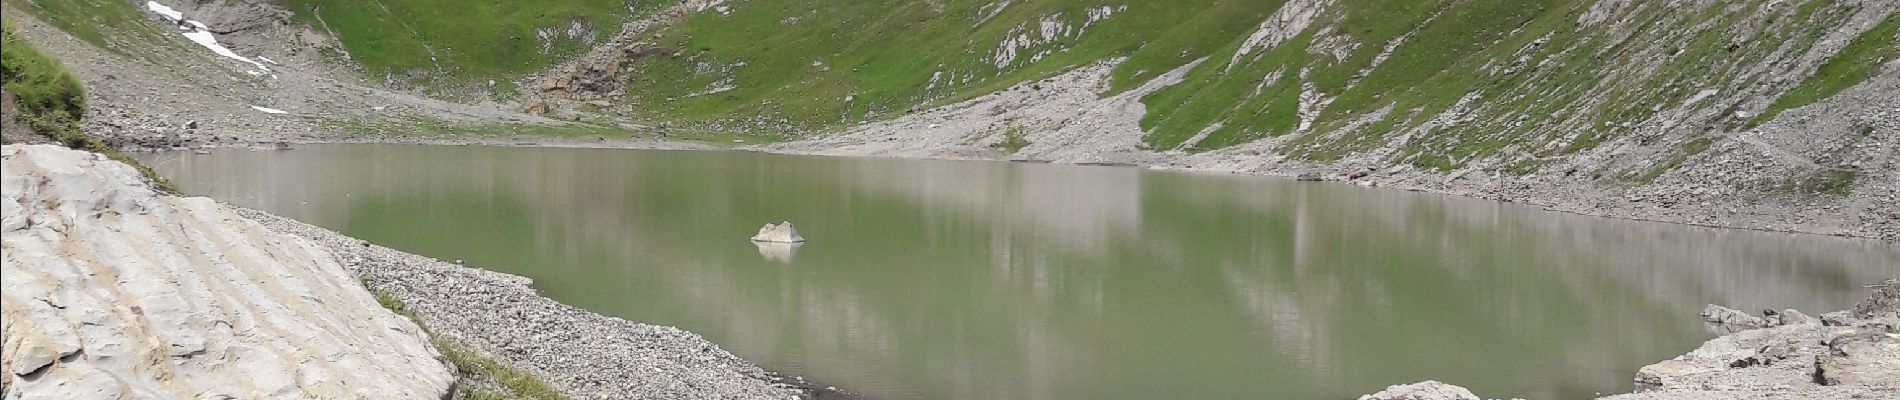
[0,145,453,398]
[750,221,807,243]
[1356,381,1480,400]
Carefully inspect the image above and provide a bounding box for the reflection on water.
[754,241,803,264]
[138,145,1900,400]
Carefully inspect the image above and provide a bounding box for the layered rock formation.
[0,145,454,399]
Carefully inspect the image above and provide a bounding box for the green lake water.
[137,144,1899,400]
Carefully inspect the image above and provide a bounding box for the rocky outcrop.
[0,144,455,399]
[750,221,806,243]
[1356,381,1481,400]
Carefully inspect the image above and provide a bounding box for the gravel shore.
[232,208,809,400]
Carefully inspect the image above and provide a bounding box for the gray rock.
[1775,309,1815,326]
[749,221,807,243]
[1814,331,1900,386]
[1356,381,1480,400]
[1702,304,1770,329]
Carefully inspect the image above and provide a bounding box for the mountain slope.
[4,0,1894,238]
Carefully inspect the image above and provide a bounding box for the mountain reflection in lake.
[139,145,1899,400]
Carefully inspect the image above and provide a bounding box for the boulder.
[1775,309,1816,326]
[1701,304,1769,329]
[750,221,807,243]
[1356,381,1480,400]
[1635,359,1709,388]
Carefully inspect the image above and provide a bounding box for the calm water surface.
[138,145,1898,400]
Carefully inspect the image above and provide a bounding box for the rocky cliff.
[0,144,455,399]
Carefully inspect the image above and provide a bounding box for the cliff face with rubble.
[0,144,455,399]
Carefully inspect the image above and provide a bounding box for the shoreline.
[180,136,1895,243]
[229,206,831,400]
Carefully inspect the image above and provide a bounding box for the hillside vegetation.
[600,0,1894,172]
[8,0,1894,194]
[1,15,174,192]
[274,0,644,90]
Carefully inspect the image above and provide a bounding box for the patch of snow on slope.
[250,106,289,114]
[144,1,183,20]
[146,1,272,74]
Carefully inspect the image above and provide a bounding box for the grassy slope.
[1,14,176,193]
[274,0,639,92]
[622,0,1883,173]
[33,0,1873,175]
[623,0,1275,129]
[263,0,1883,174]
[1753,12,1899,126]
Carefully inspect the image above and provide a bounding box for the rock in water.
[1356,381,1481,400]
[0,145,454,399]
[1701,304,1770,329]
[750,221,807,243]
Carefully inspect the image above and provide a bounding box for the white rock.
[1357,380,1480,400]
[0,145,454,399]
[750,221,807,243]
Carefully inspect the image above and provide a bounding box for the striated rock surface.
[749,221,806,243]
[0,145,454,399]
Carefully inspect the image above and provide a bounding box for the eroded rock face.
[1356,380,1481,400]
[0,145,454,399]
[750,221,807,243]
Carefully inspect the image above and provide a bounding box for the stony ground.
[762,58,1900,242]
[234,208,808,400]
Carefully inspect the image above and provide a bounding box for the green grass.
[622,0,1279,131]
[1635,137,1716,184]
[371,289,568,400]
[1751,13,1899,126]
[274,0,639,92]
[2,15,177,193]
[992,124,1031,153]
[1,0,174,59]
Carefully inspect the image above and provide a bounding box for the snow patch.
[144,1,183,20]
[146,1,272,75]
[250,106,289,115]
